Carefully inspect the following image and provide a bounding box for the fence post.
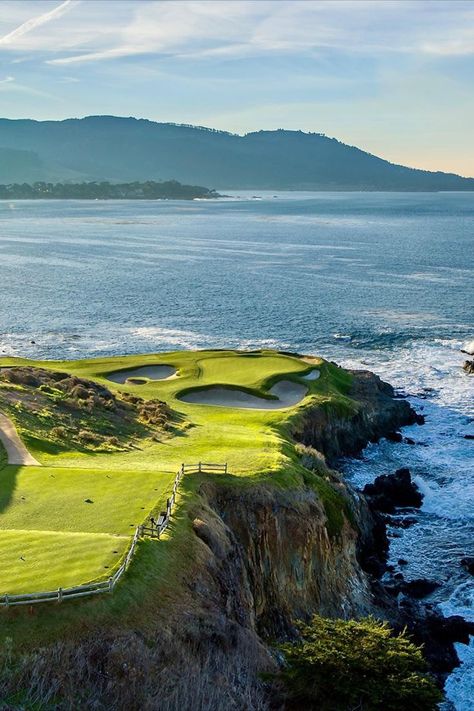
[4,594,8,608]
[198,461,202,473]
[108,577,113,593]
[225,462,228,474]
[58,588,63,603]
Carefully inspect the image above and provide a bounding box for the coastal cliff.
[187,369,415,637]
[292,368,420,461]
[0,368,420,709]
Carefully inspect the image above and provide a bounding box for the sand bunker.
[302,369,320,381]
[180,378,311,410]
[106,365,176,384]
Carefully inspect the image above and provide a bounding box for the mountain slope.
[0,116,472,190]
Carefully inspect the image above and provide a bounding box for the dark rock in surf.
[463,359,474,375]
[403,579,440,599]
[362,468,423,514]
[461,557,474,575]
[398,606,474,679]
[431,615,474,645]
[390,515,418,529]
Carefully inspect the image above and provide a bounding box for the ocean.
[1,191,473,707]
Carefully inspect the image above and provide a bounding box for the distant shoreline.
[0,180,221,201]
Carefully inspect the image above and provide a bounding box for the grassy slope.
[0,350,355,647]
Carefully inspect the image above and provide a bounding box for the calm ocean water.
[1,191,473,707]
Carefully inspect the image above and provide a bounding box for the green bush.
[278,616,442,711]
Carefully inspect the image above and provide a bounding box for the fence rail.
[0,461,227,608]
[181,462,228,474]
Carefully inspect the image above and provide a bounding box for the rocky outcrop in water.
[362,467,423,513]
[463,359,474,374]
[461,556,474,574]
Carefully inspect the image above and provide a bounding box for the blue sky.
[0,0,473,176]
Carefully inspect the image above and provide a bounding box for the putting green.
[0,350,340,597]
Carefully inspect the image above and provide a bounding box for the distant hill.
[0,147,47,183]
[0,116,472,191]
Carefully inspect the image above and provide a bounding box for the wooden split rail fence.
[0,461,227,608]
[139,462,228,537]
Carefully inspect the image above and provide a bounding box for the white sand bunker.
[302,369,320,381]
[180,375,317,410]
[106,365,176,384]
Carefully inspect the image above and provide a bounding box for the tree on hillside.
[277,616,442,711]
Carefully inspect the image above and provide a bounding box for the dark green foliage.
[0,179,219,200]
[278,616,442,711]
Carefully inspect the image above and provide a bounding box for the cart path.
[0,412,41,466]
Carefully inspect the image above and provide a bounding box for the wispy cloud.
[0,75,53,98]
[0,0,76,48]
[1,1,474,65]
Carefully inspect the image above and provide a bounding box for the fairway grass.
[0,530,127,594]
[0,349,350,603]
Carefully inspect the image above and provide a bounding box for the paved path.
[0,413,40,466]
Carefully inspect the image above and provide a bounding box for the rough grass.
[0,366,178,454]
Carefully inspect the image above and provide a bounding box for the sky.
[0,0,473,176]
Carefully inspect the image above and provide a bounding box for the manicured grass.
[0,530,127,594]
[0,350,353,608]
[0,466,175,535]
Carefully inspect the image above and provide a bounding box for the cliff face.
[292,369,419,462]
[189,371,416,641]
[193,483,371,640]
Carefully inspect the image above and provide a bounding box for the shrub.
[78,429,102,445]
[278,616,442,711]
[105,436,120,448]
[1,368,40,387]
[50,426,68,441]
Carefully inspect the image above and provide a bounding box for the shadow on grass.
[0,465,20,515]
